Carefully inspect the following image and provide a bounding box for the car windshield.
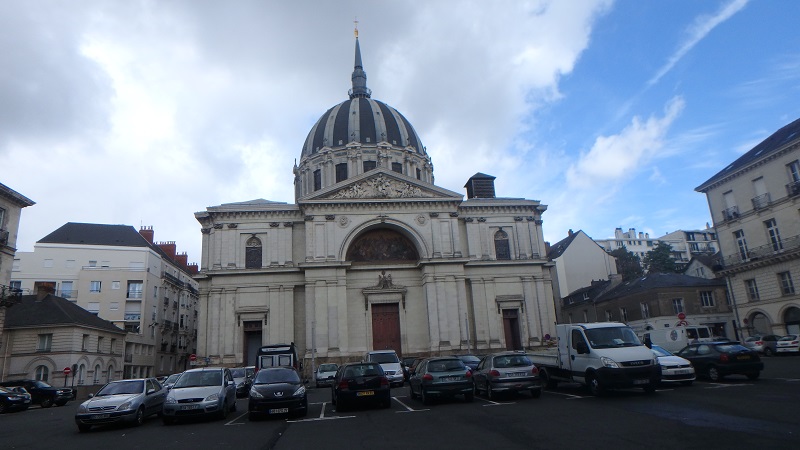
[650,345,672,357]
[231,368,246,378]
[343,364,383,378]
[254,368,300,384]
[96,380,144,396]
[715,344,750,353]
[459,355,481,363]
[369,353,399,364]
[779,335,798,341]
[34,381,53,388]
[427,359,466,372]
[165,374,181,384]
[585,327,643,349]
[175,371,222,388]
[318,364,338,372]
[493,355,532,368]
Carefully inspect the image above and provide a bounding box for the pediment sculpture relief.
[330,174,435,199]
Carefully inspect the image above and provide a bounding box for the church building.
[194,34,557,368]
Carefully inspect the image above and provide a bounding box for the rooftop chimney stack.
[139,226,155,244]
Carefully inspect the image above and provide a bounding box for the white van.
[643,325,714,353]
[364,350,404,387]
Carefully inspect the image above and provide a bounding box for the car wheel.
[134,407,145,426]
[540,368,558,389]
[530,388,542,399]
[487,383,496,401]
[219,399,230,420]
[421,388,431,405]
[0,402,7,414]
[232,398,237,412]
[680,380,693,386]
[40,397,54,408]
[409,385,418,399]
[746,372,760,380]
[587,374,604,396]
[77,424,91,433]
[707,366,723,382]
[331,390,337,405]
[764,348,773,357]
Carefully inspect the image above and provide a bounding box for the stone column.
[424,273,440,352]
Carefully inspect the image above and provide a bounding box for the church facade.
[194,36,556,368]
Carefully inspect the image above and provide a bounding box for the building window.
[61,281,74,299]
[97,336,104,353]
[619,307,628,323]
[127,281,143,299]
[82,334,89,351]
[107,365,114,382]
[89,260,97,267]
[494,229,511,260]
[10,280,21,291]
[313,169,321,191]
[764,219,783,252]
[43,259,53,268]
[0,207,4,228]
[245,236,262,269]
[90,281,101,293]
[363,160,377,172]
[640,302,650,319]
[745,279,760,301]
[391,162,403,174]
[87,302,100,315]
[77,364,86,385]
[66,259,75,268]
[153,286,158,299]
[109,302,119,310]
[567,313,573,324]
[779,272,795,296]
[734,230,748,260]
[788,160,800,183]
[605,310,613,321]
[416,168,421,180]
[695,267,706,277]
[110,339,116,354]
[34,365,49,382]
[672,298,684,314]
[93,364,101,384]
[700,291,715,307]
[335,163,348,182]
[37,334,53,352]
[111,281,120,290]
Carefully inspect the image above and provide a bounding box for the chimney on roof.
[139,226,154,244]
[175,252,188,268]
[568,229,574,237]
[464,173,496,199]
[187,263,199,275]
[158,241,177,259]
[36,286,51,301]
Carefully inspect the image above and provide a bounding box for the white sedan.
[776,335,800,354]
[651,344,696,386]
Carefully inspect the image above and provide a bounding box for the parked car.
[776,334,800,354]
[314,363,339,388]
[331,362,391,411]
[406,357,425,380]
[401,357,416,382]
[0,386,32,413]
[744,334,782,356]
[364,350,404,387]
[0,379,72,408]
[675,342,763,381]
[650,344,696,386]
[472,352,542,400]
[162,373,182,390]
[161,367,237,424]
[248,367,307,419]
[453,354,481,371]
[74,378,167,432]
[408,357,474,404]
[231,366,255,398]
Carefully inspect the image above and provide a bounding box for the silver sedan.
[75,378,167,432]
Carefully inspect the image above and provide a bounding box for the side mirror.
[88,393,94,398]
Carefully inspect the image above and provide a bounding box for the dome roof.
[300,37,425,159]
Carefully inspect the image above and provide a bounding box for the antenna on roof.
[354,17,358,38]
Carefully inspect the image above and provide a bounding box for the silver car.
[314,363,339,388]
[161,367,236,424]
[75,378,167,432]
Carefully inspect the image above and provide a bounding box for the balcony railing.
[751,193,771,210]
[0,284,23,307]
[722,206,740,221]
[722,232,800,267]
[787,180,800,197]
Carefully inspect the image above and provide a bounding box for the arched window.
[78,364,86,385]
[346,229,419,263]
[93,364,101,384]
[494,229,511,260]
[245,236,262,269]
[107,365,114,382]
[34,365,49,382]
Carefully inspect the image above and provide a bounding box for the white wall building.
[596,226,718,270]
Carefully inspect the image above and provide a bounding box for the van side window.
[571,329,586,350]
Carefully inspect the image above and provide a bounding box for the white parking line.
[319,401,327,419]
[703,383,752,389]
[288,415,356,423]
[225,411,249,425]
[545,391,585,400]
[392,396,429,413]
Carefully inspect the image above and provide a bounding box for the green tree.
[643,242,678,273]
[609,247,643,281]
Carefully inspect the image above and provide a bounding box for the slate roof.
[0,182,35,207]
[547,231,580,259]
[595,273,725,303]
[38,222,151,247]
[696,117,800,191]
[5,294,125,334]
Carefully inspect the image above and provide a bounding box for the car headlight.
[600,356,620,368]
[117,401,133,411]
[204,393,220,402]
[249,388,263,399]
[293,386,306,397]
[165,396,177,404]
[77,402,88,413]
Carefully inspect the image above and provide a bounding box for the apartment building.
[695,117,800,336]
[596,226,718,271]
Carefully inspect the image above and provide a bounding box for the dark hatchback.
[248,367,307,420]
[331,362,391,411]
[409,357,474,404]
[0,386,32,413]
[675,342,764,381]
[0,379,72,408]
[454,354,481,371]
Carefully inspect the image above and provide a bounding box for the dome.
[300,37,425,159]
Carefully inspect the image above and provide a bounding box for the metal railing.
[787,180,800,197]
[722,232,800,267]
[0,284,22,307]
[722,206,740,221]
[751,193,771,210]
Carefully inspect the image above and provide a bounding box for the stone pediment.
[305,168,462,201]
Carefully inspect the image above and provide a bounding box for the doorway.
[502,309,522,350]
[371,303,401,352]
[243,321,263,366]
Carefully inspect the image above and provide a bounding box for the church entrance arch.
[346,227,420,263]
[784,306,800,335]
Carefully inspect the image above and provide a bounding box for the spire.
[349,23,371,99]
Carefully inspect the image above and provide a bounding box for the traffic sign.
[63,367,71,375]
[190,353,197,361]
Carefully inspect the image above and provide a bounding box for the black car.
[0,386,32,413]
[331,362,391,411]
[454,354,481,371]
[675,342,764,381]
[0,379,72,408]
[231,367,254,398]
[248,367,307,420]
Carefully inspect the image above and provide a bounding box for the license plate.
[506,372,525,377]
[269,408,289,414]
[356,390,374,396]
[633,379,649,385]
[181,404,201,410]
[738,355,751,360]
[675,369,692,375]
[90,414,110,419]
[441,376,460,382]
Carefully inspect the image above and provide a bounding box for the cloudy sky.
[3,0,799,264]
